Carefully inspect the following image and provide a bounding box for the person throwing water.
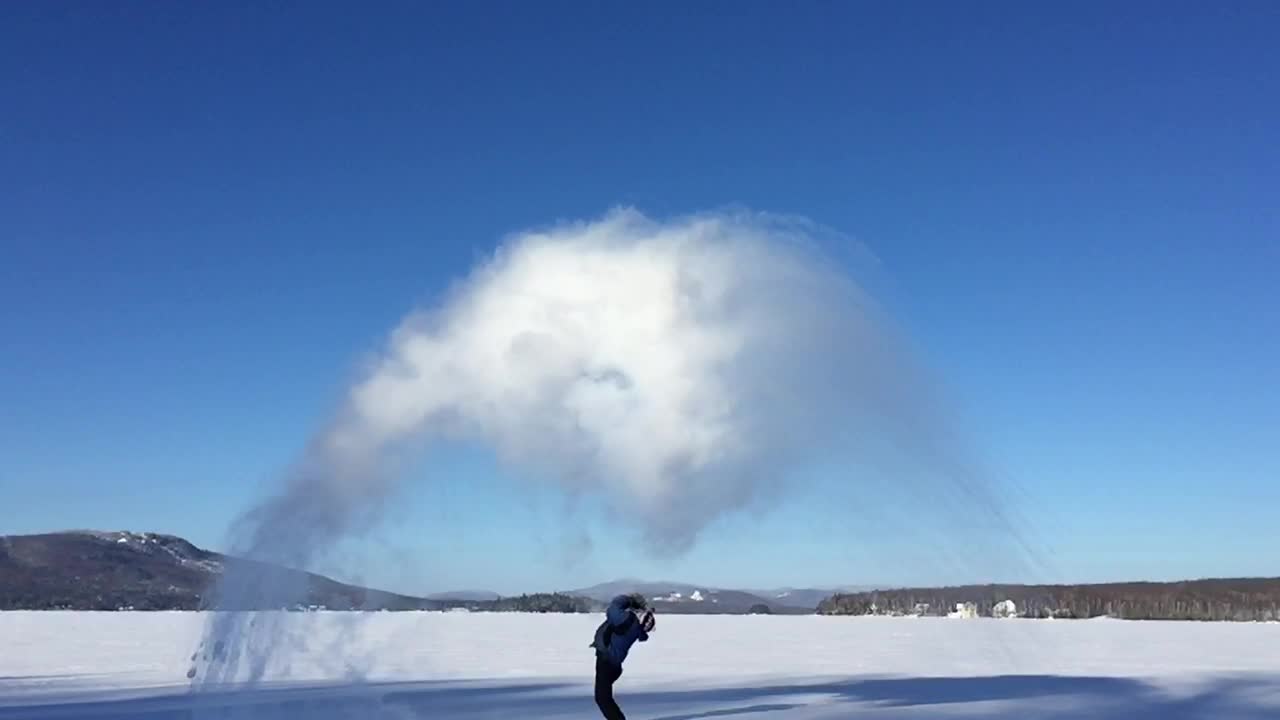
[590,592,656,720]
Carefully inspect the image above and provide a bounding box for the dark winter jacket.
[591,594,650,667]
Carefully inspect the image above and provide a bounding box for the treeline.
[0,588,205,612]
[818,578,1280,621]
[488,591,599,607]
[468,593,597,613]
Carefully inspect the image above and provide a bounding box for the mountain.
[754,586,885,610]
[0,532,810,615]
[568,580,811,614]
[427,590,502,602]
[0,531,441,611]
[756,588,840,610]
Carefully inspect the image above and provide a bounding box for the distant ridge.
[8,531,1272,620]
[0,531,822,614]
[567,580,816,614]
[0,530,439,611]
[427,590,502,602]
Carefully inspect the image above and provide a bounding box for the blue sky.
[3,2,1277,595]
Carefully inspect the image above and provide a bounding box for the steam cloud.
[327,208,893,549]
[190,208,1029,693]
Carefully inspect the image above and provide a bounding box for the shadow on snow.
[1,674,1278,719]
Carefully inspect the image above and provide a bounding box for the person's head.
[627,592,648,610]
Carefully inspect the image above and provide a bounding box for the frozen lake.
[2,611,1278,718]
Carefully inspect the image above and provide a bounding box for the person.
[589,592,655,720]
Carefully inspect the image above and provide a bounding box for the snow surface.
[2,612,1279,718]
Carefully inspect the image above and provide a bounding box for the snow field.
[2,611,1279,718]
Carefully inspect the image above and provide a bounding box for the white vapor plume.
[190,208,1033,697]
[319,207,905,550]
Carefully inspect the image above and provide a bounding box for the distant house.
[993,599,1018,619]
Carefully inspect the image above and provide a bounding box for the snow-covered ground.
[2,611,1279,718]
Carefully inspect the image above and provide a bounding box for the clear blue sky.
[3,2,1277,595]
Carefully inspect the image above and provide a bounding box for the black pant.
[594,654,625,720]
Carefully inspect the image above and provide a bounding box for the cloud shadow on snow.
[1,674,1278,719]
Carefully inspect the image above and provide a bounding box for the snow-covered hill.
[0,531,437,611]
[569,579,811,613]
[753,587,881,609]
[426,590,502,602]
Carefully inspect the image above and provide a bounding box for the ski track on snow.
[2,612,1279,719]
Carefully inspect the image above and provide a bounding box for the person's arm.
[617,610,650,644]
[637,608,654,641]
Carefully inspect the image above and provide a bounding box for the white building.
[993,599,1018,619]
